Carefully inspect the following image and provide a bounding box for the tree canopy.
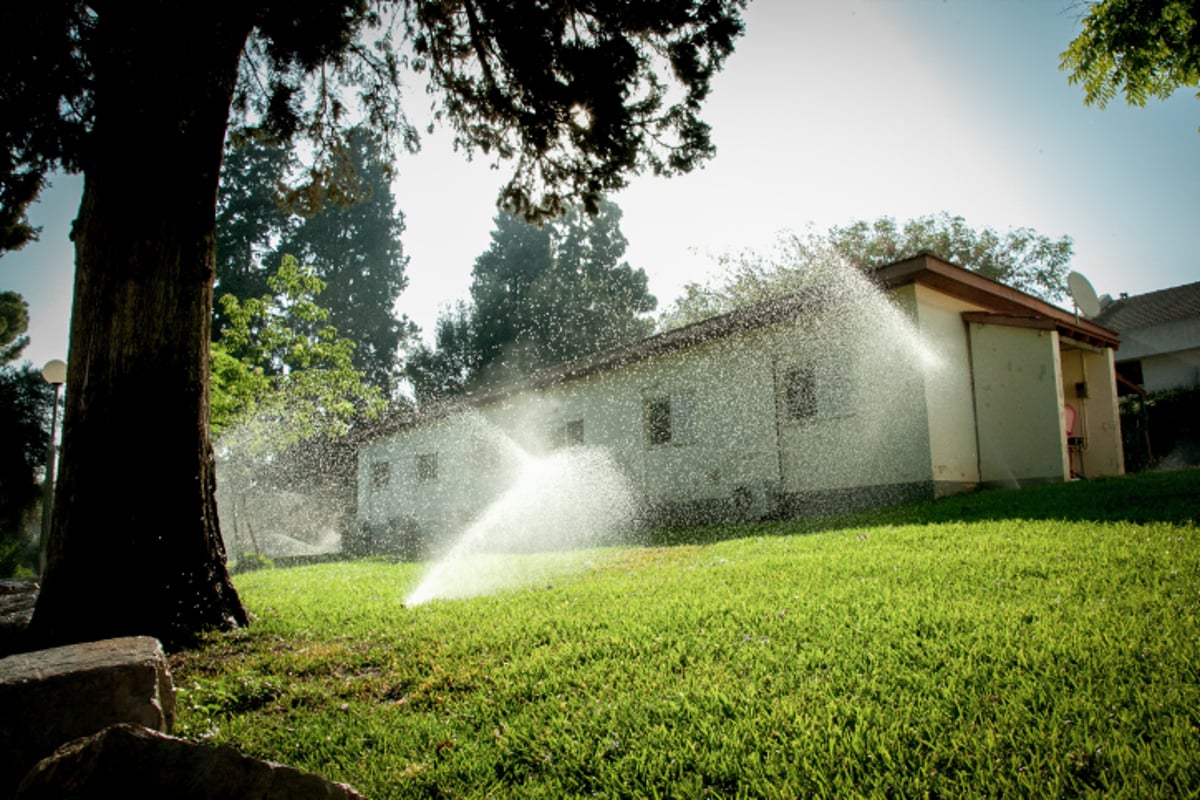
[2,1,748,255]
[1061,0,1200,128]
[660,213,1074,329]
[407,199,656,401]
[0,1,746,647]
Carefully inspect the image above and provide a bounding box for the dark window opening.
[416,453,438,482]
[371,461,390,489]
[645,396,672,445]
[547,418,586,450]
[785,366,818,420]
[565,418,584,446]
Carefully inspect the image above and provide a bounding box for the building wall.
[968,323,1068,485]
[911,284,984,494]
[1139,346,1200,392]
[359,285,953,540]
[358,413,518,546]
[773,283,932,501]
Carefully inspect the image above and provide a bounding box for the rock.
[16,723,369,799]
[0,580,38,658]
[0,636,174,798]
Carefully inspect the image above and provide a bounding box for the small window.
[644,396,672,445]
[565,419,584,446]
[785,366,818,420]
[371,461,391,489]
[416,453,438,482]
[547,418,585,450]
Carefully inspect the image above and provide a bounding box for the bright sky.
[4,0,1198,370]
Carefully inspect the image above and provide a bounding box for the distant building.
[357,254,1124,549]
[1092,281,1200,394]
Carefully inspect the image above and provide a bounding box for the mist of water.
[217,248,957,598]
[405,437,635,605]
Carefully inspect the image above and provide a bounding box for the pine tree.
[269,128,412,392]
[409,199,656,400]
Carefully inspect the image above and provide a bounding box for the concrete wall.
[968,322,1068,485]
[1113,316,1200,392]
[775,283,932,499]
[911,284,983,494]
[359,281,1124,541]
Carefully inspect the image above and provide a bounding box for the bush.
[1120,385,1200,472]
[0,535,37,579]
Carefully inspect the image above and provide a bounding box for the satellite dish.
[1067,271,1102,318]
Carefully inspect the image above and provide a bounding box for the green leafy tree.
[213,255,384,442]
[1,1,746,648]
[1061,0,1200,128]
[661,213,1074,329]
[216,128,413,392]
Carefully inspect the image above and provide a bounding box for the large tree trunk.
[29,5,257,649]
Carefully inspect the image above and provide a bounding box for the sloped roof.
[870,253,1119,348]
[1092,281,1200,331]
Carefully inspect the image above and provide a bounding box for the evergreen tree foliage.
[661,213,1074,329]
[404,302,480,404]
[267,128,413,391]
[214,135,294,329]
[0,291,31,363]
[0,366,54,561]
[469,210,558,381]
[408,199,656,400]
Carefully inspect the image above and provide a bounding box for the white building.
[1093,280,1200,394]
[357,254,1124,552]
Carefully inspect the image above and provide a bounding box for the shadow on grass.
[646,467,1200,547]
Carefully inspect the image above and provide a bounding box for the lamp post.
[39,359,67,577]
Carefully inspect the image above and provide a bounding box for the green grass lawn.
[173,470,1200,798]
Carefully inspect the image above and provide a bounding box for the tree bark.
[30,4,257,649]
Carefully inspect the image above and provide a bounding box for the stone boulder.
[0,636,174,798]
[16,723,368,799]
[0,579,38,658]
